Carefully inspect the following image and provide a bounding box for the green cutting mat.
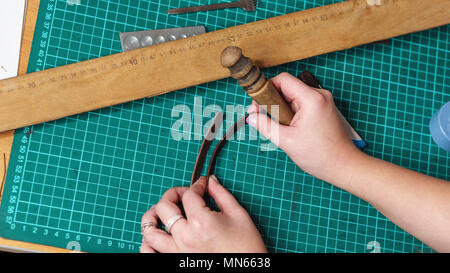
[0,0,449,253]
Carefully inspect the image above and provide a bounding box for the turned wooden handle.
[220,46,294,125]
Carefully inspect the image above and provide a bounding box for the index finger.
[182,177,210,218]
[155,187,189,235]
[270,72,319,103]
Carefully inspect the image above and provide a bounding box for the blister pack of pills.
[119,26,206,52]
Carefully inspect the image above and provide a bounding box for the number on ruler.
[66,241,81,252]
[367,241,381,253]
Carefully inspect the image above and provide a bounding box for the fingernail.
[246,114,256,127]
[193,176,206,185]
[208,175,219,183]
[247,103,257,114]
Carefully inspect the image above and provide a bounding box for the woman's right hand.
[246,72,363,184]
[248,72,450,253]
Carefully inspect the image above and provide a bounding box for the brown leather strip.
[190,112,224,185]
[191,113,249,185]
[206,114,249,179]
[192,71,322,186]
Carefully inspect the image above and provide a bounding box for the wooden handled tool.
[221,46,294,125]
[0,0,449,132]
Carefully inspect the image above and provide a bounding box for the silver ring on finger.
[141,222,156,234]
[165,214,183,234]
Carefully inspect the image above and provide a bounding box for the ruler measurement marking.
[0,1,356,95]
[0,1,361,93]
[0,0,448,133]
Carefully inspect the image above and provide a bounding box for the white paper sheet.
[0,0,27,80]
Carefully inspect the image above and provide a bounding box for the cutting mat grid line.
[0,0,448,253]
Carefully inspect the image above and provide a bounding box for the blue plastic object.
[353,139,367,150]
[430,101,450,152]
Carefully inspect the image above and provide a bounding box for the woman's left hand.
[140,175,267,253]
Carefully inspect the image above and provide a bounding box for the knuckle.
[189,215,205,230]
[192,180,206,193]
[190,213,215,231]
[180,192,188,203]
[179,232,196,248]
[322,89,333,99]
[155,200,171,213]
[181,190,194,203]
[202,215,215,229]
[278,72,290,78]
[163,187,177,197]
[273,72,289,82]
[230,205,249,217]
[276,133,300,150]
[310,92,326,105]
[156,199,168,209]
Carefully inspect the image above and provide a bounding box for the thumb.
[246,112,291,148]
[207,175,244,215]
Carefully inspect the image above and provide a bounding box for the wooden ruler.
[0,0,71,253]
[0,0,448,133]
